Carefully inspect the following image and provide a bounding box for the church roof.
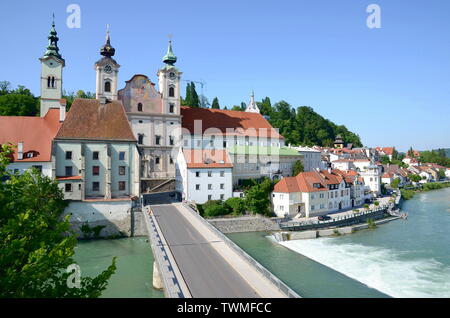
[56,99,136,141]
[0,109,62,162]
[180,106,284,139]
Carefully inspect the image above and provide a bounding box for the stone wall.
[207,215,280,234]
[65,201,147,238]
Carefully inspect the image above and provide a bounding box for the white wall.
[7,161,52,178]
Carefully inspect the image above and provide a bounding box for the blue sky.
[1,0,449,152]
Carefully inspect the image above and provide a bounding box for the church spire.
[100,24,115,57]
[245,91,260,113]
[43,14,63,61]
[162,39,177,65]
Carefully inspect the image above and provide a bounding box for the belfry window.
[169,86,175,97]
[137,103,143,112]
[47,76,51,88]
[104,81,111,92]
[51,77,55,88]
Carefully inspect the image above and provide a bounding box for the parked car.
[318,215,332,221]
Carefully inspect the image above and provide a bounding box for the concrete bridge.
[142,192,299,298]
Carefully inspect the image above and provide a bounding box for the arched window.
[51,77,55,88]
[169,86,175,97]
[137,103,143,112]
[47,76,51,88]
[104,81,111,92]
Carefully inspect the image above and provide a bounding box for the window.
[220,171,224,177]
[65,151,72,160]
[169,136,174,146]
[119,152,125,160]
[65,183,72,192]
[220,184,224,189]
[65,166,73,177]
[195,171,200,177]
[279,205,284,211]
[155,135,161,145]
[311,205,315,211]
[138,134,144,145]
[137,103,143,111]
[320,204,325,209]
[208,195,212,201]
[119,181,126,191]
[208,184,212,190]
[220,194,225,200]
[320,193,324,199]
[169,157,174,164]
[196,184,200,190]
[78,184,82,190]
[155,157,160,165]
[92,166,100,176]
[169,86,175,97]
[93,151,99,160]
[223,141,227,148]
[119,166,126,175]
[51,77,55,88]
[104,81,111,92]
[139,120,143,124]
[47,76,51,88]
[311,194,315,200]
[169,104,174,113]
[92,182,100,192]
[208,171,212,177]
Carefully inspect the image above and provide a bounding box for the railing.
[142,203,189,298]
[183,203,301,298]
[280,205,390,231]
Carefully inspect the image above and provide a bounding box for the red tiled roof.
[56,176,83,181]
[0,109,62,162]
[183,149,233,168]
[274,169,345,193]
[180,106,284,139]
[56,99,136,141]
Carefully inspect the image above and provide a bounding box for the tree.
[224,197,246,215]
[199,95,210,108]
[190,82,200,108]
[211,97,220,109]
[409,174,422,183]
[63,90,95,111]
[231,105,243,111]
[292,160,304,176]
[380,155,390,165]
[244,178,274,216]
[183,82,192,106]
[257,97,272,116]
[0,144,116,297]
[0,83,39,116]
[390,177,401,189]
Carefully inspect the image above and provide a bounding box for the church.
[0,18,300,232]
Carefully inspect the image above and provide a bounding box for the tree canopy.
[0,144,116,297]
[292,160,305,176]
[211,97,220,109]
[183,82,200,108]
[0,81,39,116]
[63,90,95,111]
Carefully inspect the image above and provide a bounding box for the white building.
[176,149,233,204]
[272,169,351,218]
[290,146,322,172]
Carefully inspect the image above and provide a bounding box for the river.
[74,188,450,298]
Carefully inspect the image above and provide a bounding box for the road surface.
[151,204,260,298]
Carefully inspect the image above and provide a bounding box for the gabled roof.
[56,99,136,141]
[183,149,233,169]
[0,109,62,162]
[274,169,345,193]
[180,106,284,139]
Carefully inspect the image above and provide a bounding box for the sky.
[0,0,449,152]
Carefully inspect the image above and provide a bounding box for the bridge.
[142,192,299,298]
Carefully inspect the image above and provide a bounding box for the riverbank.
[401,181,450,200]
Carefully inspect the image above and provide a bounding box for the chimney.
[59,99,66,122]
[18,142,23,160]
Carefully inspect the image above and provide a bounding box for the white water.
[280,238,450,298]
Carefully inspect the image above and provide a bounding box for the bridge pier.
[152,261,163,290]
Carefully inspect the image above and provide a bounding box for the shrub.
[374,201,380,206]
[224,197,246,216]
[363,204,369,210]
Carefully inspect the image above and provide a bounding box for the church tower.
[157,40,182,115]
[95,26,120,101]
[39,16,65,117]
[245,91,260,113]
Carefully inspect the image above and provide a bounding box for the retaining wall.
[207,215,280,233]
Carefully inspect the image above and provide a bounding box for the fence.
[183,203,301,298]
[280,205,390,232]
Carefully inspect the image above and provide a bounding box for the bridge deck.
[152,204,260,298]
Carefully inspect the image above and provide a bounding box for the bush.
[224,197,246,216]
[374,201,379,206]
[202,200,231,218]
[363,204,369,210]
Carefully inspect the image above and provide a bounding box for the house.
[272,169,351,218]
[376,147,395,160]
[290,146,323,172]
[176,149,233,204]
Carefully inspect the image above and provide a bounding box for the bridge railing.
[143,207,189,298]
[183,203,301,298]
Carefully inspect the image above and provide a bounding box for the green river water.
[74,188,450,298]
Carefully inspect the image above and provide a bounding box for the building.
[176,149,233,204]
[118,41,182,193]
[290,146,322,172]
[333,134,345,149]
[272,169,351,218]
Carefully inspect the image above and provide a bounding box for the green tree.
[292,160,304,176]
[0,83,39,116]
[257,97,272,116]
[409,174,422,183]
[211,97,220,109]
[0,144,116,297]
[183,82,192,106]
[224,197,246,215]
[63,90,95,111]
[190,82,200,108]
[244,178,274,216]
[390,177,401,189]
